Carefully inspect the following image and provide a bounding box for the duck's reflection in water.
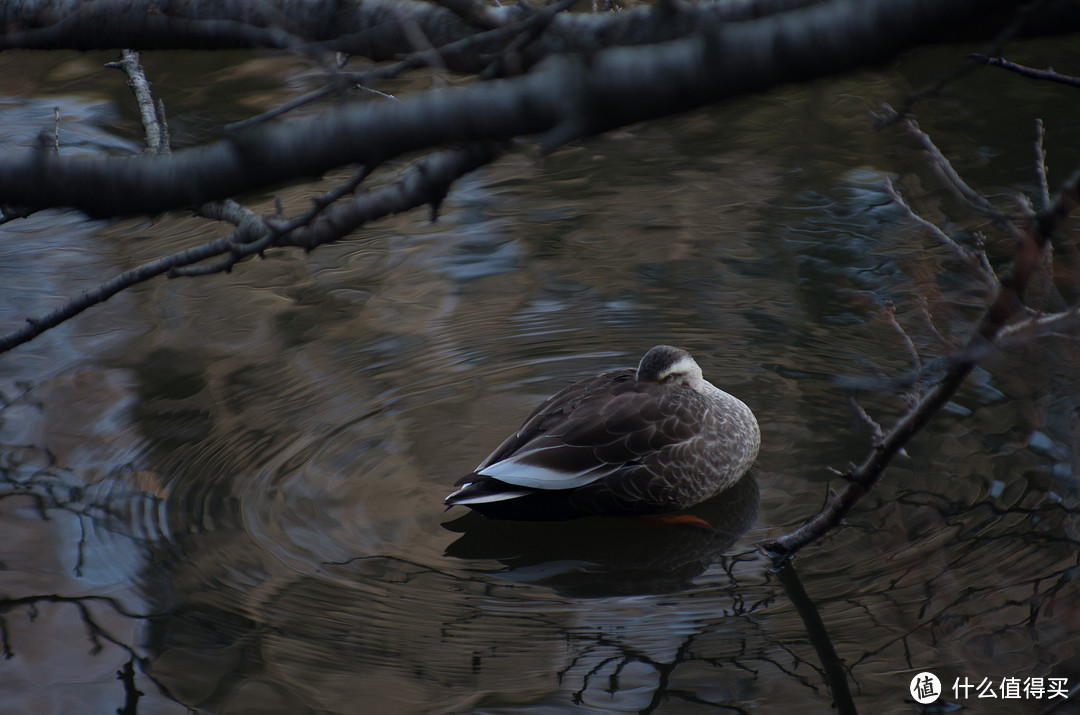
[443,471,759,597]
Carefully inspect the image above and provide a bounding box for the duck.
[444,345,760,520]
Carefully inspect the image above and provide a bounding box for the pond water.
[1,39,1079,715]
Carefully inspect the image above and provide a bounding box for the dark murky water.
[2,41,1079,714]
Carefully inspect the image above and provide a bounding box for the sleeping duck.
[445,345,760,520]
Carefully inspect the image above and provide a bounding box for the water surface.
[1,41,1078,714]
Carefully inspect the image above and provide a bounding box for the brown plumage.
[445,345,760,520]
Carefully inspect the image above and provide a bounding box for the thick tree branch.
[0,32,496,356]
[0,143,499,354]
[5,0,1078,65]
[0,0,1042,219]
[0,0,481,60]
[0,71,555,216]
[0,0,827,65]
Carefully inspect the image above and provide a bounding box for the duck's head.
[636,345,705,391]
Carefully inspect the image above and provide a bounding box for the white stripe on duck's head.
[636,344,705,391]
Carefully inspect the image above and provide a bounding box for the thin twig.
[357,85,398,102]
[155,98,171,153]
[997,307,1080,346]
[848,394,884,445]
[884,178,997,291]
[882,299,920,373]
[173,166,373,277]
[394,6,450,87]
[1034,118,1050,211]
[0,233,254,354]
[970,231,995,282]
[52,106,60,155]
[226,0,576,132]
[887,1,1033,119]
[915,295,950,348]
[226,76,356,132]
[893,111,1014,228]
[970,54,1080,89]
[106,50,167,154]
[1013,189,1059,313]
[480,0,579,78]
[110,52,260,268]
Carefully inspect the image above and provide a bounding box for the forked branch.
[0,50,502,356]
[764,120,1079,560]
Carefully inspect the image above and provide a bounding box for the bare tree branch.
[0,143,497,355]
[5,0,1078,61]
[765,128,1076,561]
[226,0,580,133]
[848,394,885,445]
[882,299,921,373]
[1034,118,1051,210]
[884,177,997,290]
[888,107,1017,230]
[0,0,1049,219]
[106,50,168,154]
[50,106,60,155]
[0,0,854,65]
[971,52,1080,89]
[0,39,498,355]
[997,307,1080,346]
[0,0,478,59]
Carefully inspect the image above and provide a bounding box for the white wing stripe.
[447,487,532,505]
[477,458,613,490]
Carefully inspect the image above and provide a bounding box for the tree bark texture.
[0,0,1048,218]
